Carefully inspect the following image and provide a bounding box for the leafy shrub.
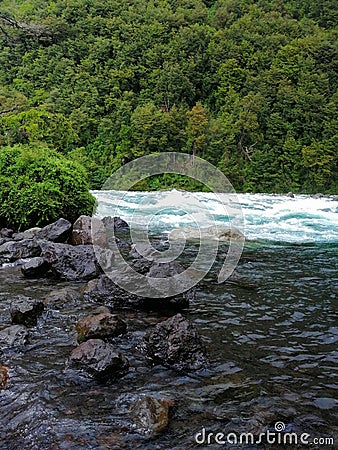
[0,144,97,230]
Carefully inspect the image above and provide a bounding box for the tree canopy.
[0,0,337,193]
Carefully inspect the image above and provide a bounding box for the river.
[0,192,337,449]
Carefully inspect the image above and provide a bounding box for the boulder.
[13,227,41,241]
[0,239,42,262]
[102,216,129,233]
[143,313,208,371]
[83,270,191,311]
[99,216,131,251]
[10,296,45,327]
[71,215,107,246]
[68,339,129,379]
[0,324,28,348]
[40,241,102,280]
[0,365,9,390]
[131,396,173,435]
[76,312,127,343]
[35,218,72,243]
[21,257,50,278]
[84,258,193,310]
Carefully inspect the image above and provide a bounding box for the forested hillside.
[0,0,337,193]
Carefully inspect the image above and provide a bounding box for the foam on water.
[91,190,338,244]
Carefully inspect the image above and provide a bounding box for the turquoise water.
[92,191,338,244]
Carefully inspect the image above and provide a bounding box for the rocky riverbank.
[1,216,336,448]
[0,216,209,436]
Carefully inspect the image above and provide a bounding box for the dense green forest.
[0,0,337,193]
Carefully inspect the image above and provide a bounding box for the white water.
[92,190,338,244]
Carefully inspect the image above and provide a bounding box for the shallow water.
[0,240,337,449]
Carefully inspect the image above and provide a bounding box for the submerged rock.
[35,218,72,243]
[40,241,101,280]
[143,313,208,371]
[68,338,129,379]
[21,257,50,278]
[10,296,45,327]
[45,287,82,307]
[76,312,127,343]
[131,395,173,435]
[0,324,28,348]
[0,365,9,390]
[225,270,259,290]
[169,225,244,241]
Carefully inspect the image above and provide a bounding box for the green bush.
[0,144,97,230]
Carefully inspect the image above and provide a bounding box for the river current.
[0,192,337,449]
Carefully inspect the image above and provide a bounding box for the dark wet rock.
[131,395,174,435]
[76,313,127,343]
[40,241,101,280]
[286,192,295,198]
[0,238,7,246]
[0,324,28,348]
[0,228,14,238]
[10,296,45,327]
[114,236,131,251]
[94,246,115,272]
[100,216,131,251]
[128,256,153,275]
[84,259,193,311]
[143,313,208,371]
[102,216,129,233]
[129,243,158,261]
[35,218,72,243]
[0,365,9,390]
[71,216,107,246]
[13,227,41,241]
[0,239,42,262]
[45,287,82,307]
[21,257,50,278]
[83,270,191,311]
[71,215,92,245]
[146,260,188,281]
[68,338,129,379]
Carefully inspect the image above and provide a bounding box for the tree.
[0,144,96,229]
[186,102,208,157]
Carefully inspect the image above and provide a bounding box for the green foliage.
[0,144,96,230]
[0,0,337,194]
[0,107,78,149]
